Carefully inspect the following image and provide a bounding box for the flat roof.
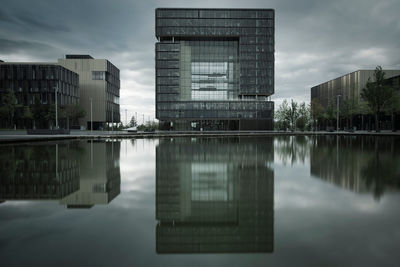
[156,8,274,11]
[311,69,400,88]
[65,55,94,59]
[0,62,57,65]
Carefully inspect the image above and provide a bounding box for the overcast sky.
[1,0,400,123]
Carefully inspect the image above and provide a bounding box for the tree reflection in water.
[274,135,400,200]
[274,136,311,166]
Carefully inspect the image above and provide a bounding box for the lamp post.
[90,97,93,133]
[111,104,114,132]
[336,95,341,132]
[55,85,58,129]
[125,109,127,127]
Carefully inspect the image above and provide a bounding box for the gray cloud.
[1,0,399,117]
[0,39,61,58]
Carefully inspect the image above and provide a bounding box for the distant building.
[311,69,400,108]
[58,55,120,130]
[0,62,79,128]
[311,69,400,130]
[385,74,400,90]
[155,8,275,130]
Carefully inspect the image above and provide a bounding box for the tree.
[322,99,336,130]
[129,115,137,127]
[296,102,310,131]
[45,104,61,128]
[386,90,400,131]
[22,106,33,128]
[276,100,311,131]
[341,96,358,130]
[275,100,290,130]
[361,66,394,132]
[288,99,299,131]
[0,88,17,128]
[31,97,48,129]
[310,98,324,130]
[64,104,86,128]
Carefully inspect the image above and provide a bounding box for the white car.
[126,126,137,132]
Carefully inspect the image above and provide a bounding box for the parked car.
[126,126,137,132]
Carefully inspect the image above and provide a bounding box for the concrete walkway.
[1,129,399,144]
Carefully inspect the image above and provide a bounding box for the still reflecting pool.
[0,136,399,266]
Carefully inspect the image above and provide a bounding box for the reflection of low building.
[60,140,121,208]
[310,136,400,198]
[156,138,274,253]
[0,143,80,202]
[310,136,368,192]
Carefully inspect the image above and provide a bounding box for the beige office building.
[58,55,120,130]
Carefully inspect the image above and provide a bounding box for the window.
[92,71,105,80]
[179,40,239,101]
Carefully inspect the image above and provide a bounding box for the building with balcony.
[155,8,275,130]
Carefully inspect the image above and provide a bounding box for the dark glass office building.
[0,63,79,107]
[0,63,79,128]
[155,8,275,130]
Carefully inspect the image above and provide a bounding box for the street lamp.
[111,103,114,132]
[55,85,58,129]
[90,97,93,133]
[125,109,127,127]
[336,95,341,132]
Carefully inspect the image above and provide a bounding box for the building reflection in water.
[0,142,80,201]
[60,140,121,208]
[156,137,274,253]
[309,136,400,199]
[0,140,121,207]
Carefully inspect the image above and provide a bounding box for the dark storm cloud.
[0,39,60,57]
[14,12,70,33]
[1,0,399,114]
[0,9,14,23]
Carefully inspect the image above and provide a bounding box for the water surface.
[0,136,399,266]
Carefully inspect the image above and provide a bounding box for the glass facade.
[0,64,79,106]
[105,60,121,123]
[155,8,275,130]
